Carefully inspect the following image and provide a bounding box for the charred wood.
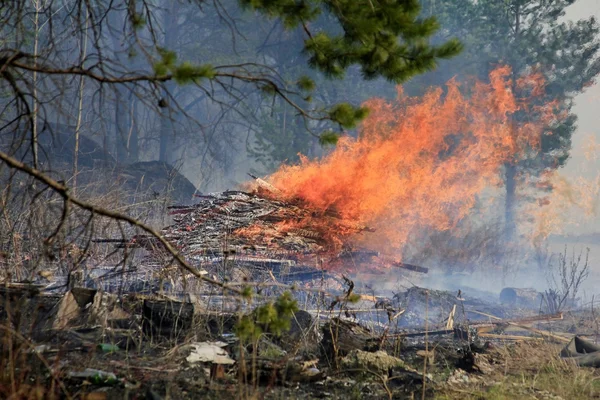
[142,299,195,341]
[392,262,429,274]
[321,318,380,361]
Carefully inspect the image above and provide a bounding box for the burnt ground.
[4,329,600,400]
[2,284,600,400]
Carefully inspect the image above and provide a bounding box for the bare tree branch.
[0,149,240,294]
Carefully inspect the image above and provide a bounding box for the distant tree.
[408,0,600,240]
[0,0,460,178]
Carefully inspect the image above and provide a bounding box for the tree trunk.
[159,88,175,164]
[114,85,131,163]
[128,91,139,162]
[158,3,179,164]
[107,9,133,164]
[502,3,521,243]
[504,162,517,241]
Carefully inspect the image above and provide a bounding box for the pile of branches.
[134,190,378,277]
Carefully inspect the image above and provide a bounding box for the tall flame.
[268,66,558,258]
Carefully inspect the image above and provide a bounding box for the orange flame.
[267,66,558,259]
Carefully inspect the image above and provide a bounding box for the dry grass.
[436,340,600,400]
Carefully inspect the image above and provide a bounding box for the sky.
[552,1,600,234]
[566,1,600,177]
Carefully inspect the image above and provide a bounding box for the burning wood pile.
[134,187,424,284]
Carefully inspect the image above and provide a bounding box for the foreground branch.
[3,52,327,127]
[0,150,239,294]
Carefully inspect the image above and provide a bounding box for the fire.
[266,66,559,259]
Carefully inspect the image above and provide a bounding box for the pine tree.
[410,0,600,239]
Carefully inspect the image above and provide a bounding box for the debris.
[279,310,318,351]
[391,261,429,274]
[210,364,226,381]
[88,291,130,327]
[142,299,195,340]
[98,343,120,353]
[340,349,405,373]
[303,367,321,378]
[560,336,600,367]
[471,353,494,374]
[115,190,431,290]
[395,329,455,338]
[446,305,457,330]
[416,349,435,364]
[507,323,570,343]
[281,357,324,383]
[0,284,62,339]
[477,333,542,341]
[468,311,563,328]
[186,341,235,365]
[71,287,97,308]
[30,344,52,354]
[393,286,472,327]
[454,326,476,342]
[321,318,378,359]
[53,291,81,329]
[446,368,470,385]
[248,173,282,194]
[258,338,287,359]
[68,369,119,385]
[500,287,543,308]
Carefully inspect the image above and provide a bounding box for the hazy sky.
[550,1,600,234]
[565,1,600,177]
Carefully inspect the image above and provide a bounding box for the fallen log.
[561,336,600,367]
[466,311,567,342]
[467,311,563,326]
[478,333,543,341]
[395,329,454,338]
[387,312,563,339]
[507,322,570,343]
[391,262,429,274]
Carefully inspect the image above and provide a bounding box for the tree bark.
[503,2,521,243]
